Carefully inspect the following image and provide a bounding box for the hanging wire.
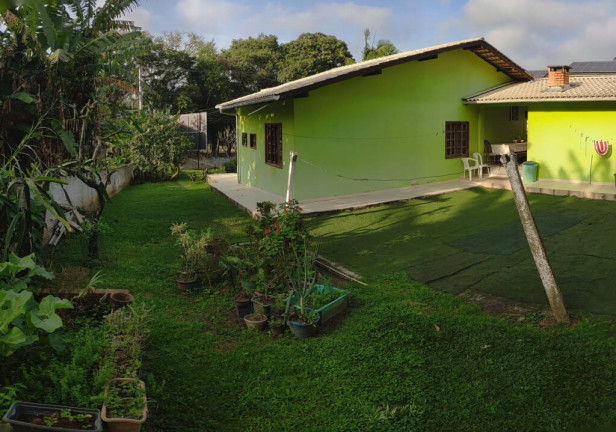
[298,156,464,182]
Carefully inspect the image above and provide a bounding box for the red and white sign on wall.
[594,140,610,156]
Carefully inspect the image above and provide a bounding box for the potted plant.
[3,402,103,431]
[268,317,286,336]
[285,240,320,338]
[223,246,258,318]
[110,292,133,310]
[170,223,211,291]
[243,313,267,331]
[101,378,147,432]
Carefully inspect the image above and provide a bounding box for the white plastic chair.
[473,152,490,179]
[461,157,480,181]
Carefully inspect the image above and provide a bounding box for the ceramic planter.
[110,292,133,310]
[175,277,197,292]
[3,402,103,432]
[244,313,267,331]
[101,378,147,432]
[251,295,275,317]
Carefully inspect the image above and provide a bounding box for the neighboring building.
[216,38,616,199]
[217,38,532,200]
[466,65,616,185]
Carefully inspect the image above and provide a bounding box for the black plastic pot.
[3,402,103,432]
[234,297,253,318]
[269,322,286,336]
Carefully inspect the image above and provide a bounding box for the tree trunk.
[502,153,570,324]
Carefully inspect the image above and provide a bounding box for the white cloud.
[172,0,392,58]
[175,0,247,33]
[443,0,616,68]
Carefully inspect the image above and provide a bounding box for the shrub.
[122,110,193,181]
[223,158,237,173]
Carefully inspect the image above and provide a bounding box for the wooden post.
[286,151,298,203]
[502,154,570,324]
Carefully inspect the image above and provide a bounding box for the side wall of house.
[527,103,616,184]
[236,102,295,197]
[237,49,512,199]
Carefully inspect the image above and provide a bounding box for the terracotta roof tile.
[465,75,616,103]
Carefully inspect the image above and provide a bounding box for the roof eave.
[216,38,533,111]
[465,97,616,104]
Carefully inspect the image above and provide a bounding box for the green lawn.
[313,187,616,316]
[37,178,616,431]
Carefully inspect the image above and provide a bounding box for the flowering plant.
[256,200,314,295]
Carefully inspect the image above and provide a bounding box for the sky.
[121,0,616,69]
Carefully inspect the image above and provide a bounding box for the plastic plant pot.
[3,402,103,432]
[110,292,133,310]
[244,313,267,331]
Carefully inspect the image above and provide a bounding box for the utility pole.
[502,153,570,324]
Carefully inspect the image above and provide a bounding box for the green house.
[466,64,616,185]
[216,38,534,200]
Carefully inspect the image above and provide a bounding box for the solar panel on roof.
[569,62,616,73]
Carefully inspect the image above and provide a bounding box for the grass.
[37,176,616,431]
[312,187,616,315]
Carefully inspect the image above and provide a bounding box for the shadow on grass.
[313,188,616,315]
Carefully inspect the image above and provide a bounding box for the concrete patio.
[207,171,616,217]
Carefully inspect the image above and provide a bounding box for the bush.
[223,158,237,173]
[122,110,193,181]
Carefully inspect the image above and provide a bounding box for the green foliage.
[104,379,146,420]
[106,304,149,377]
[0,254,71,356]
[223,158,237,173]
[170,222,212,280]
[278,32,354,82]
[19,325,114,408]
[37,177,616,431]
[0,383,26,412]
[123,110,193,181]
[0,253,54,292]
[219,34,281,94]
[362,28,399,61]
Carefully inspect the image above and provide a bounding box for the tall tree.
[278,32,354,83]
[362,28,399,61]
[218,34,281,94]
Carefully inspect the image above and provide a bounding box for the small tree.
[123,110,193,181]
[216,126,236,157]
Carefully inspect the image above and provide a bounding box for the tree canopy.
[278,32,354,83]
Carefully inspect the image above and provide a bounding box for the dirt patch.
[458,289,547,322]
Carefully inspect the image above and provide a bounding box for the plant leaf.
[8,92,35,104]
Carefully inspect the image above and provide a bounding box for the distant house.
[217,38,616,199]
[466,64,616,185]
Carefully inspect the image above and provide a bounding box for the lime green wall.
[527,103,616,183]
[237,49,512,199]
[237,102,295,196]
